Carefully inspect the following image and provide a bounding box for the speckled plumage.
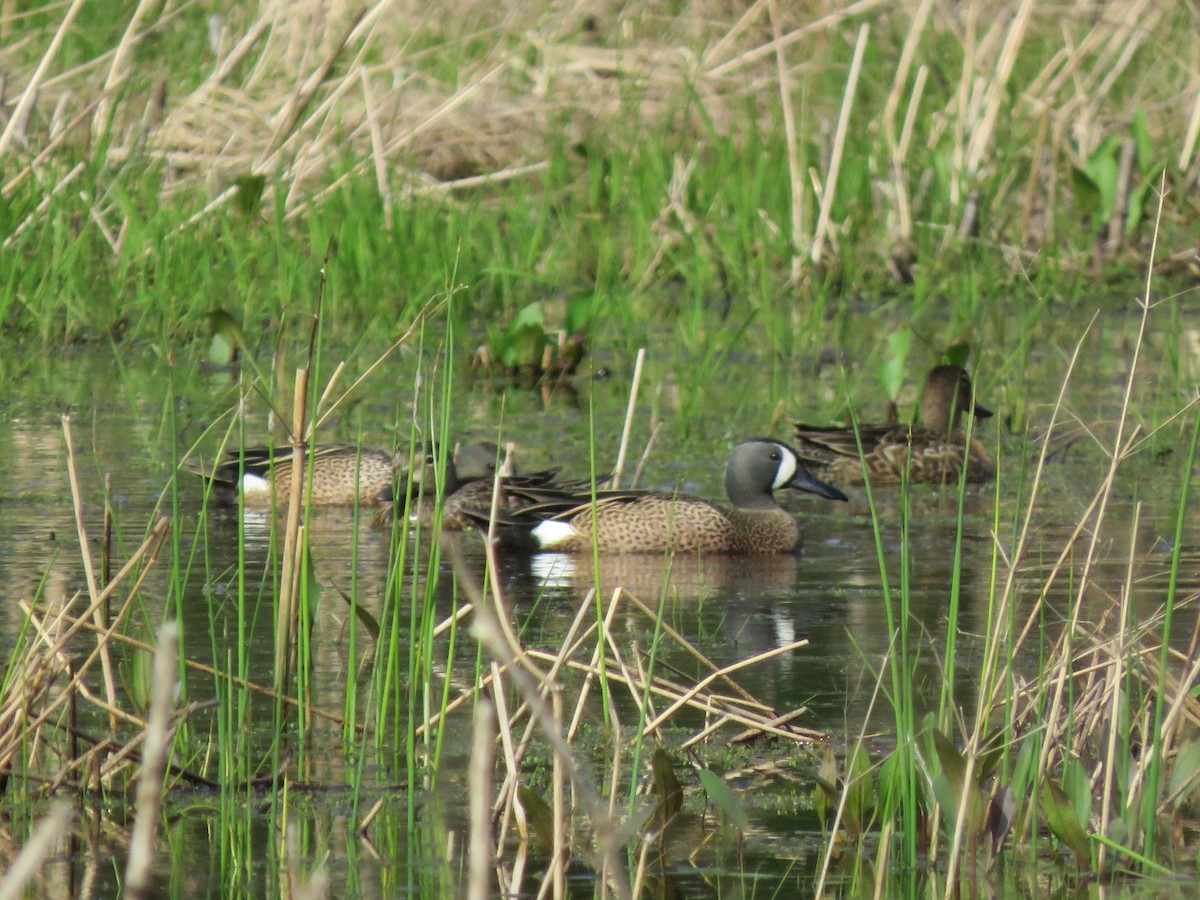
[188,445,398,507]
[500,439,848,555]
[793,365,995,485]
[374,441,581,530]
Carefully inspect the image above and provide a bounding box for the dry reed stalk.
[283,60,512,221]
[611,349,646,489]
[360,69,393,230]
[467,698,496,900]
[765,0,805,278]
[705,0,885,78]
[809,23,869,266]
[0,0,86,155]
[1180,79,1200,174]
[62,415,121,733]
[68,611,348,726]
[1096,501,1140,872]
[523,648,821,744]
[565,588,626,740]
[963,0,1035,177]
[123,621,178,898]
[490,660,529,841]
[274,371,309,695]
[0,92,107,198]
[2,161,83,249]
[311,294,448,432]
[92,0,160,133]
[0,802,73,900]
[453,545,633,899]
[493,591,602,840]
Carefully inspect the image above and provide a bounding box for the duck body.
[189,445,397,507]
[794,365,995,485]
[492,439,847,555]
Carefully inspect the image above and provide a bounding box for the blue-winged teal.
[793,364,994,485]
[187,444,399,507]
[376,441,583,530]
[483,439,848,554]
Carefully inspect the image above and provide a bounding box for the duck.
[477,439,847,554]
[792,364,994,485]
[375,441,589,530]
[186,444,399,507]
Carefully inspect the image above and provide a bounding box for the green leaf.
[1169,739,1200,806]
[1085,136,1122,221]
[1070,165,1102,217]
[234,174,267,217]
[206,308,246,365]
[943,341,971,370]
[1042,778,1091,867]
[880,329,912,400]
[652,748,684,829]
[507,301,545,332]
[1061,756,1092,830]
[1132,110,1155,176]
[814,744,838,832]
[843,744,874,836]
[698,769,749,834]
[518,785,555,851]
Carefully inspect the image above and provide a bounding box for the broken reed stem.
[810,23,869,265]
[467,698,497,900]
[61,414,119,733]
[610,347,646,489]
[274,370,309,696]
[123,621,178,899]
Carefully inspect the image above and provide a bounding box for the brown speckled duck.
[187,444,399,507]
[793,364,994,485]
[484,439,847,554]
[376,441,583,530]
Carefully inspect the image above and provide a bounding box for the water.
[1,338,1196,895]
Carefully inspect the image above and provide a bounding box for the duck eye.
[425,454,436,465]
[769,450,781,461]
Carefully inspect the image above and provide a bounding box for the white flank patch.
[532,519,576,549]
[240,473,272,496]
[771,447,797,489]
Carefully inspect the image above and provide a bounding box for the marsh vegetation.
[2,0,1200,896]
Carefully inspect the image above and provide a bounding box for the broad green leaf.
[508,301,545,332]
[1132,110,1155,176]
[1061,757,1092,830]
[518,785,555,851]
[1042,778,1091,867]
[880,329,912,400]
[698,769,750,834]
[844,744,874,836]
[1169,739,1200,807]
[1085,136,1122,221]
[234,174,267,217]
[814,744,838,832]
[652,748,684,828]
[943,341,971,369]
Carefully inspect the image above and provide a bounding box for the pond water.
[1,325,1197,896]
